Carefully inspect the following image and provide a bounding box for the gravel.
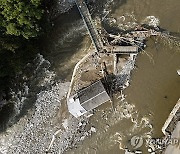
[0,54,91,154]
[0,81,91,154]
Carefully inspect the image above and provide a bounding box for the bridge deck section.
[75,0,103,52]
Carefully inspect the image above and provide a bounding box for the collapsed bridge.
[75,0,104,52]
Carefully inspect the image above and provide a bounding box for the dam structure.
[67,0,140,118]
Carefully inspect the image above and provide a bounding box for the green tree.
[0,0,44,39]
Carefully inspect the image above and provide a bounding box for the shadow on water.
[0,74,42,132]
[40,6,89,80]
[0,103,14,132]
[169,31,180,40]
[40,6,82,53]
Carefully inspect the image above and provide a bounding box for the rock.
[90,126,96,133]
[177,69,180,76]
[135,150,142,153]
[62,119,69,131]
[78,122,83,127]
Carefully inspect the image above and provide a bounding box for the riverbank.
[0,0,77,117]
[0,53,91,153]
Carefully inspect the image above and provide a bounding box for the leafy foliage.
[0,0,44,39]
[0,0,47,96]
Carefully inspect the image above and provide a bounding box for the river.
[0,0,180,153]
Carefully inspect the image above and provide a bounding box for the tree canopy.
[0,0,47,95]
[0,0,44,39]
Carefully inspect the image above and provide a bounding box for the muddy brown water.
[59,0,180,154]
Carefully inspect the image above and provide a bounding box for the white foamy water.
[56,20,86,47]
[8,54,56,120]
[142,16,160,28]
